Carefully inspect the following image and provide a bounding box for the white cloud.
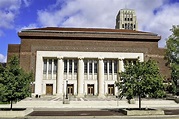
[144,3,179,47]
[0,0,31,35]
[29,0,179,48]
[22,0,31,7]
[17,23,38,32]
[0,54,7,63]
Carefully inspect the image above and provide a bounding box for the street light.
[137,76,142,110]
[66,79,68,99]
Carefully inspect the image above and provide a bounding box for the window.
[130,18,133,21]
[84,60,98,74]
[114,60,117,73]
[64,60,67,73]
[125,23,127,29]
[74,60,78,73]
[48,59,52,74]
[43,59,47,74]
[94,60,98,73]
[104,60,107,73]
[109,60,112,73]
[89,61,92,73]
[124,59,137,66]
[122,24,124,28]
[127,23,130,29]
[104,60,117,74]
[64,59,78,73]
[84,61,87,73]
[69,60,72,73]
[53,59,57,74]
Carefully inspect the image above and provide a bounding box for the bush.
[174,98,179,103]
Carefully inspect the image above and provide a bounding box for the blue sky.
[0,0,179,62]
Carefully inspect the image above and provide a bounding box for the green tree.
[0,56,33,110]
[165,25,179,94]
[0,64,5,102]
[116,59,165,109]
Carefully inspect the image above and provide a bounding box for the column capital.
[57,56,63,60]
[118,57,124,61]
[78,57,84,60]
[98,57,104,60]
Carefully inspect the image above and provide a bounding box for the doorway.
[87,84,94,95]
[67,84,74,95]
[46,84,53,95]
[108,84,114,95]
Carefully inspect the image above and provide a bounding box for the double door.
[67,84,74,95]
[87,84,94,95]
[108,84,114,95]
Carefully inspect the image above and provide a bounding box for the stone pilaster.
[77,57,84,97]
[98,57,105,97]
[118,57,124,81]
[57,56,64,97]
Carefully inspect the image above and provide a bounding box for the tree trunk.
[10,100,13,110]
[139,94,141,110]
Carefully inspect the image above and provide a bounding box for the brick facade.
[8,27,170,79]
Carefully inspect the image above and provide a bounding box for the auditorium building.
[7,27,169,98]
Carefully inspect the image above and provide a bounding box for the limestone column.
[118,58,124,81]
[77,57,84,97]
[98,57,105,97]
[57,56,64,97]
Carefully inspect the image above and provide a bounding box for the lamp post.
[137,76,142,110]
[66,79,68,99]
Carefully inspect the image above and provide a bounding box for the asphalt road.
[1,108,179,119]
[28,109,179,116]
[1,116,179,119]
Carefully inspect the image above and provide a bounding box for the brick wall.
[8,28,170,79]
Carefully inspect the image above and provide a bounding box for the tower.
[115,9,138,30]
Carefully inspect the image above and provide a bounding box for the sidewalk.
[0,96,178,109]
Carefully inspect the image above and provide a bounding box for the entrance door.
[108,84,114,95]
[67,84,74,95]
[87,84,94,95]
[46,84,53,95]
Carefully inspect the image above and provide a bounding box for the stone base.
[0,108,33,117]
[98,94,106,98]
[121,108,164,116]
[63,98,70,104]
[77,93,84,98]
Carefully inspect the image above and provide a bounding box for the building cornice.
[18,27,161,41]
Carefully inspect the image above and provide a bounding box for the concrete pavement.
[0,96,178,109]
[0,96,179,118]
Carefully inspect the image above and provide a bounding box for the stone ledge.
[0,108,33,117]
[121,108,164,116]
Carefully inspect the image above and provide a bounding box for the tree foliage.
[0,56,33,109]
[165,25,179,90]
[116,59,165,100]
